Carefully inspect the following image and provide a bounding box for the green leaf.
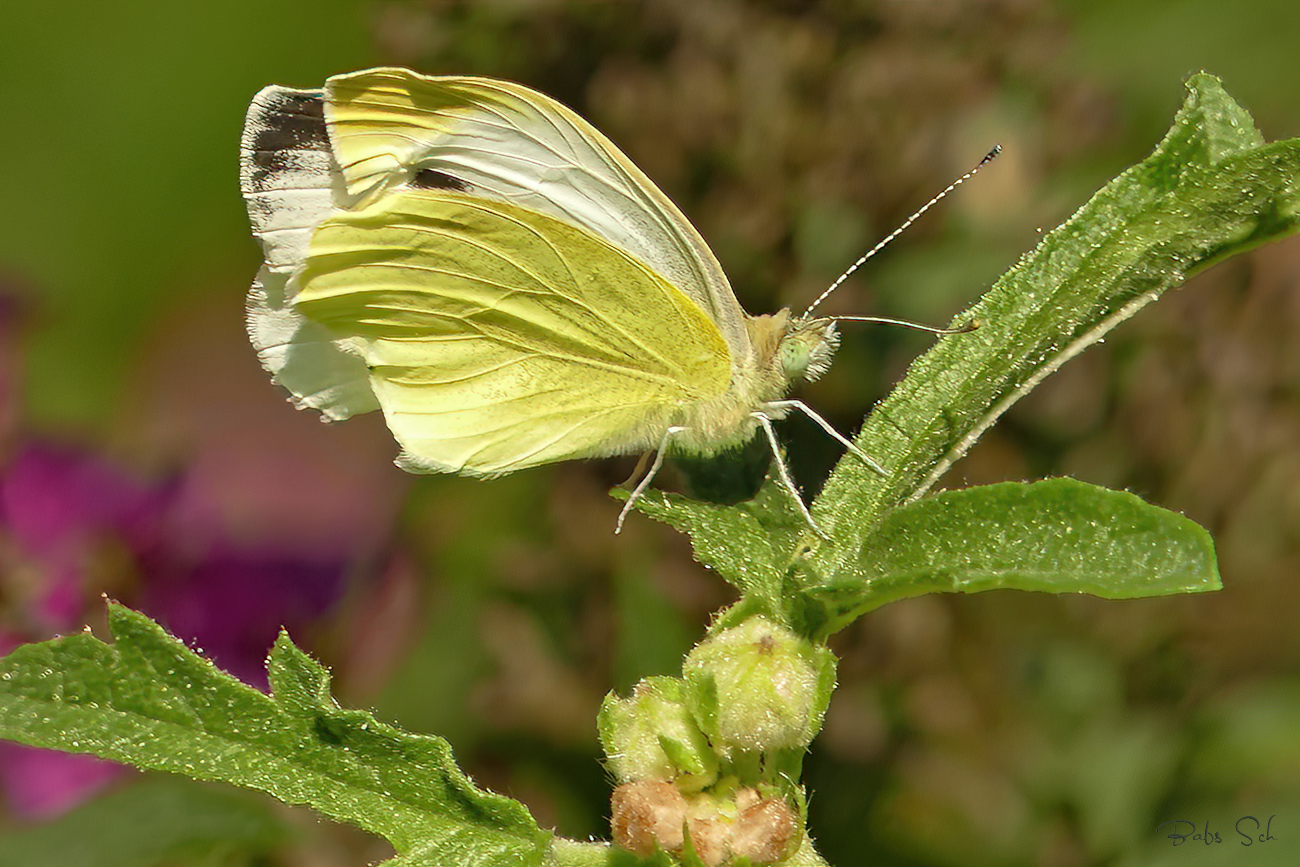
[624,482,806,622]
[799,479,1220,634]
[807,73,1300,573]
[0,777,286,867]
[0,604,552,867]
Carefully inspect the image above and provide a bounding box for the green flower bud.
[684,617,836,753]
[599,676,719,789]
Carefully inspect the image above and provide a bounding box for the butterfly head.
[746,310,840,390]
[780,316,840,384]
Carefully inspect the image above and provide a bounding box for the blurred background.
[3,1,1300,865]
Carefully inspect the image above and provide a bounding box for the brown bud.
[613,781,801,865]
[611,780,687,857]
[727,795,799,864]
[686,814,729,867]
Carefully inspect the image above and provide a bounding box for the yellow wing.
[292,189,733,476]
[322,68,755,367]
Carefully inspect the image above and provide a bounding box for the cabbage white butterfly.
[240,68,986,534]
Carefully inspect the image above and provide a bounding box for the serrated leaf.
[806,73,1300,576]
[799,479,1219,634]
[624,483,805,620]
[0,777,285,867]
[0,604,551,867]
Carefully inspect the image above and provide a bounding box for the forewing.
[321,67,754,366]
[292,189,733,475]
[239,85,378,419]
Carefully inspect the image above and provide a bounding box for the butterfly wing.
[239,86,378,420]
[292,188,734,475]
[241,68,753,471]
[322,68,755,368]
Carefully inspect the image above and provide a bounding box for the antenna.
[831,314,979,335]
[802,145,1002,317]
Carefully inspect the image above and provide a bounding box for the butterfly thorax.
[660,310,840,457]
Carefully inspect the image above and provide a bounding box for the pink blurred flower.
[0,746,125,821]
[0,282,405,820]
[0,441,352,817]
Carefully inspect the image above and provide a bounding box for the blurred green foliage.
[0,777,287,867]
[2,1,1299,865]
[0,1,373,427]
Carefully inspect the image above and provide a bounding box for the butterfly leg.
[752,412,828,539]
[619,449,655,488]
[616,425,686,534]
[763,399,888,477]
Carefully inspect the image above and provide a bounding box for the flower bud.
[611,781,800,867]
[599,676,718,789]
[722,789,799,865]
[611,780,687,857]
[684,617,835,752]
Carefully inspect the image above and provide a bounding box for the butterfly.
[240,67,984,534]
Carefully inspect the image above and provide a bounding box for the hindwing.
[292,189,734,474]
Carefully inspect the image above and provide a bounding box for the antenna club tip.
[958,317,981,333]
[805,147,1000,316]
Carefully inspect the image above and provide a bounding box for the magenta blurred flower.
[1,443,167,631]
[0,745,126,821]
[136,541,346,687]
[0,441,352,817]
[0,275,404,819]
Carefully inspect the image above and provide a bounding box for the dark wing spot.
[250,92,328,168]
[411,168,471,191]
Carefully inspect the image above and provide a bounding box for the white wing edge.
[240,85,378,421]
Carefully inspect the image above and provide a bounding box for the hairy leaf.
[811,73,1300,573]
[799,479,1219,635]
[0,604,551,867]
